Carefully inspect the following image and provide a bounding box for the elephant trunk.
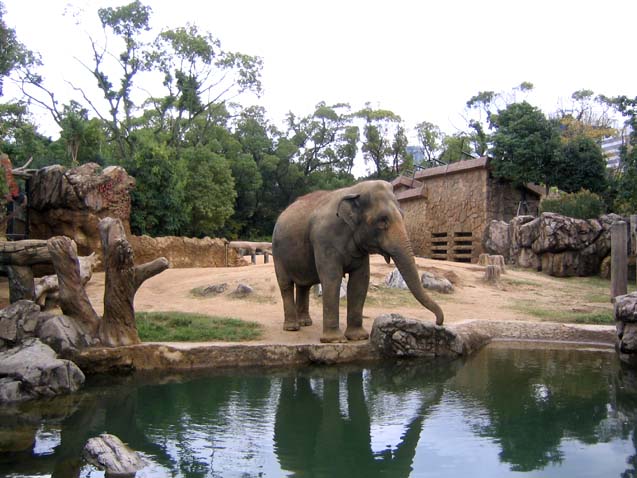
[385,227,444,325]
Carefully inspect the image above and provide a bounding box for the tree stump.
[484,265,501,283]
[48,236,101,337]
[34,253,99,309]
[487,255,506,273]
[98,217,169,347]
[478,253,489,266]
[43,218,168,349]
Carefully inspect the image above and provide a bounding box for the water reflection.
[0,345,635,477]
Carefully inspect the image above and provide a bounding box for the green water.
[1,343,636,478]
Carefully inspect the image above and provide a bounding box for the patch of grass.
[501,277,542,288]
[510,301,614,325]
[136,311,263,342]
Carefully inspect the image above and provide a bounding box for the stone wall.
[401,168,488,262]
[487,177,541,223]
[129,236,246,268]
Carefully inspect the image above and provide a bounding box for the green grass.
[510,301,614,325]
[136,311,263,342]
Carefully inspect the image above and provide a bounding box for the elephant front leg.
[295,285,312,326]
[345,259,370,341]
[320,278,347,343]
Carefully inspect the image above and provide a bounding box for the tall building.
[601,128,631,169]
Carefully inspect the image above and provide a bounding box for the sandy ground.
[79,255,615,345]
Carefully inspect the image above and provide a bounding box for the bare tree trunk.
[98,218,169,347]
[34,253,99,308]
[47,236,100,336]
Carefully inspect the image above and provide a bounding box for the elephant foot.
[298,315,313,327]
[320,328,347,343]
[283,320,300,331]
[345,326,369,341]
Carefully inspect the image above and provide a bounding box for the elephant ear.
[336,193,361,229]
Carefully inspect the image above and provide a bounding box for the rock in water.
[83,434,145,476]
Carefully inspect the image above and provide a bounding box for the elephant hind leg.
[295,285,312,326]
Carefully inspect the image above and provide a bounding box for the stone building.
[392,157,543,263]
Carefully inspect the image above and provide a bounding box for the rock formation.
[83,434,145,476]
[615,292,637,367]
[29,163,135,260]
[483,212,625,277]
[369,313,487,358]
[0,338,85,402]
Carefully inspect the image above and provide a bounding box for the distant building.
[392,157,544,263]
[601,128,632,169]
[406,145,425,165]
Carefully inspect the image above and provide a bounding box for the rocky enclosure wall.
[29,163,135,258]
[483,212,625,276]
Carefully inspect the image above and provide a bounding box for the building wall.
[486,177,541,222]
[400,168,489,262]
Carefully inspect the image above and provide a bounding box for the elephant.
[272,180,444,343]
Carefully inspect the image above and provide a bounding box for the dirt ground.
[78,255,616,345]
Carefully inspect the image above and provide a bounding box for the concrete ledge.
[73,319,616,375]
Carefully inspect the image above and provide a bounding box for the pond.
[1,343,635,478]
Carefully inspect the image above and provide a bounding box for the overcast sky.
[4,0,637,143]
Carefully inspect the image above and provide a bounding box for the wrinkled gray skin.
[272,180,444,343]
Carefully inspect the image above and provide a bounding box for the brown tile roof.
[392,156,544,200]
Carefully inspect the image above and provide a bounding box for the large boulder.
[0,300,40,350]
[370,314,469,358]
[615,292,637,367]
[483,220,510,260]
[29,163,135,260]
[0,338,85,402]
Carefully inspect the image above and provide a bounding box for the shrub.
[539,189,605,219]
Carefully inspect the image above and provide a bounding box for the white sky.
[4,0,637,145]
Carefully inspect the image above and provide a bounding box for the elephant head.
[336,181,444,325]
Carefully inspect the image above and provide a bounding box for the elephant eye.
[377,215,390,230]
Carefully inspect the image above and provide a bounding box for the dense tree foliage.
[490,101,563,191]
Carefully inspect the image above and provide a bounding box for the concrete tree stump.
[488,255,506,274]
[611,221,628,300]
[484,265,501,283]
[478,253,489,266]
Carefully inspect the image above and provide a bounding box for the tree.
[357,104,401,178]
[439,133,472,164]
[554,90,616,143]
[414,121,444,166]
[181,145,236,237]
[287,102,358,175]
[556,135,607,194]
[58,101,106,165]
[490,101,562,191]
[0,1,39,96]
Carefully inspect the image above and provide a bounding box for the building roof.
[392,157,544,201]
